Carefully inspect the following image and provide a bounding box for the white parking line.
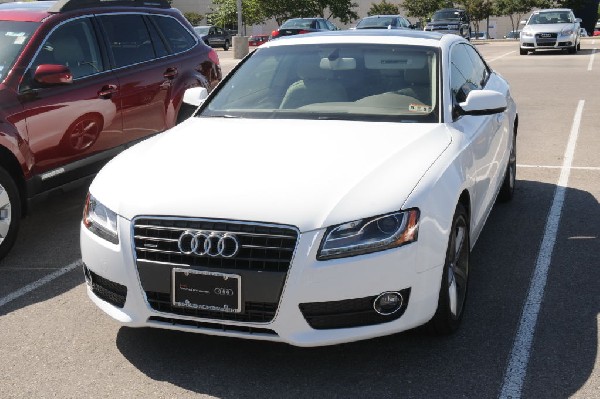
[488,50,516,62]
[0,260,81,308]
[499,100,585,398]
[517,164,600,171]
[588,48,597,71]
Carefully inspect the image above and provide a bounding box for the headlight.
[561,28,574,35]
[317,209,419,260]
[83,193,119,244]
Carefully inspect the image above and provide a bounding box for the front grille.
[133,218,298,272]
[536,32,558,39]
[148,316,278,336]
[299,288,411,330]
[146,291,277,323]
[133,217,298,323]
[84,265,127,308]
[537,41,556,47]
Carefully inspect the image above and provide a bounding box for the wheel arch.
[0,145,27,216]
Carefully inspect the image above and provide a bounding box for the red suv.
[0,0,221,260]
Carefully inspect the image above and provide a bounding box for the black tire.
[498,131,517,202]
[577,42,581,51]
[568,45,576,54]
[223,40,230,51]
[0,166,21,261]
[519,48,528,55]
[426,203,470,335]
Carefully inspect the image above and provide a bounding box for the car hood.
[91,118,452,232]
[524,23,575,33]
[429,19,461,25]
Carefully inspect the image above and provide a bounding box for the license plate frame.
[172,268,242,313]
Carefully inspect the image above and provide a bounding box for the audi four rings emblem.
[178,231,240,258]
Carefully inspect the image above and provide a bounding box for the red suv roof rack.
[48,0,171,13]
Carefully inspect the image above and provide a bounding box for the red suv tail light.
[271,30,280,38]
[208,48,220,65]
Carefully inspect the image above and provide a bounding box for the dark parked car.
[193,25,232,50]
[270,18,338,39]
[504,30,521,39]
[0,0,221,260]
[354,15,413,30]
[424,8,471,40]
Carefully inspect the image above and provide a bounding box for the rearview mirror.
[34,64,73,85]
[456,90,507,116]
[183,87,208,107]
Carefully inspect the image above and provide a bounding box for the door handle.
[98,84,117,99]
[163,67,178,80]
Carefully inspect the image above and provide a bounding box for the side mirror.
[34,64,73,85]
[183,86,208,107]
[456,90,507,116]
[574,18,582,23]
[519,20,526,25]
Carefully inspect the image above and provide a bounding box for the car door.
[18,17,123,183]
[97,13,172,140]
[449,43,503,237]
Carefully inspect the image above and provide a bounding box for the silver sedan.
[519,8,581,55]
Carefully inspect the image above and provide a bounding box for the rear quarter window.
[151,16,196,53]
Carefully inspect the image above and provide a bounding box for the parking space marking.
[488,50,516,62]
[499,100,585,399]
[588,48,596,71]
[0,260,80,308]
[517,164,600,171]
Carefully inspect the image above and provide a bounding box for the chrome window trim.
[20,11,199,92]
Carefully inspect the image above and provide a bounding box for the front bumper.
[80,216,444,347]
[520,32,576,50]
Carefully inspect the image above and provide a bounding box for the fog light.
[373,291,403,315]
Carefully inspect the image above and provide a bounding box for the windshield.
[356,17,396,29]
[281,19,313,29]
[528,12,572,24]
[200,43,439,123]
[0,21,39,81]
[432,10,462,21]
[194,26,209,35]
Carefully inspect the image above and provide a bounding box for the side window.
[151,16,196,53]
[450,43,477,104]
[31,18,104,80]
[99,14,155,68]
[326,20,337,30]
[464,45,490,88]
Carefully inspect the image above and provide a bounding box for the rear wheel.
[0,167,21,261]
[426,203,470,335]
[223,40,230,51]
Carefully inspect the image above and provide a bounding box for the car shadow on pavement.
[115,179,599,398]
[0,185,88,316]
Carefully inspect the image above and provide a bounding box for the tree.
[184,12,204,26]
[257,0,358,26]
[368,0,400,16]
[459,0,494,34]
[210,0,265,29]
[493,0,537,32]
[403,0,447,26]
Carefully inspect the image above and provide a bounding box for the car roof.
[533,8,573,13]
[0,0,171,22]
[265,29,449,48]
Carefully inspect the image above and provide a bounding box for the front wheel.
[498,132,517,202]
[519,48,528,55]
[426,203,470,335]
[0,166,21,261]
[568,45,576,54]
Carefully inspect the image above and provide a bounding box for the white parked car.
[519,8,581,55]
[81,30,518,346]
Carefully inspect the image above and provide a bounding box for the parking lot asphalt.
[0,40,598,398]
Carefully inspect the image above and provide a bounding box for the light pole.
[233,0,249,59]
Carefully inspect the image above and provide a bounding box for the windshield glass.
[0,21,39,81]
[200,43,439,123]
[432,10,462,21]
[357,17,396,28]
[281,19,313,29]
[528,12,572,24]
[194,26,209,35]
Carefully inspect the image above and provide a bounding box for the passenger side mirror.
[519,20,526,25]
[34,64,73,85]
[183,87,208,107]
[456,90,507,116]
[574,18,582,23]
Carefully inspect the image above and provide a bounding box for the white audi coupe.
[81,30,518,346]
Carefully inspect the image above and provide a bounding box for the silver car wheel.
[448,221,468,318]
[0,183,12,245]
